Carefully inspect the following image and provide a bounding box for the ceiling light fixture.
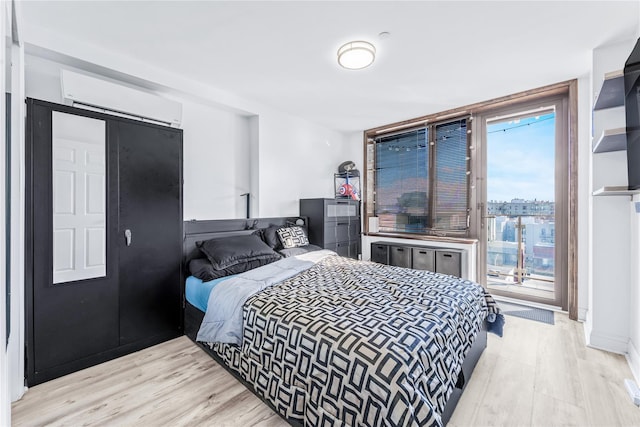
[337,40,376,70]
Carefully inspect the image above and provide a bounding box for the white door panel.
[52,112,106,284]
[86,174,105,214]
[52,229,74,272]
[53,171,75,214]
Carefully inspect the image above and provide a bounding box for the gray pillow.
[196,234,281,270]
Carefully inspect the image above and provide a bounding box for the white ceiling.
[20,1,640,132]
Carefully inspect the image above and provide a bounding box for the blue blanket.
[196,250,335,344]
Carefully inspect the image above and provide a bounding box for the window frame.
[364,115,472,238]
[476,95,568,310]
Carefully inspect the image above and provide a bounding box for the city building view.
[486,198,555,294]
[485,109,556,301]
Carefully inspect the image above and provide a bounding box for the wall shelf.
[593,127,627,153]
[594,70,624,110]
[593,186,640,196]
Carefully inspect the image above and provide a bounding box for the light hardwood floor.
[12,313,640,426]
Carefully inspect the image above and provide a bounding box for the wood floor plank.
[491,314,542,368]
[12,314,640,426]
[447,351,496,426]
[534,316,585,408]
[531,391,589,427]
[472,354,536,426]
[576,356,640,427]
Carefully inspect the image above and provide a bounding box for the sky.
[487,112,555,202]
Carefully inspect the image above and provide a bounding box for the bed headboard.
[183,217,306,268]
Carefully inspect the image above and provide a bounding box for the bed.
[183,218,501,426]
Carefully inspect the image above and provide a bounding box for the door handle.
[124,229,132,246]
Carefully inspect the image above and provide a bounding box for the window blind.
[434,119,468,230]
[369,117,470,235]
[375,128,429,233]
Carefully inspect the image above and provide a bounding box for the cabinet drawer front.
[389,246,411,268]
[324,200,360,221]
[324,221,359,244]
[371,243,389,264]
[412,247,435,271]
[436,251,461,277]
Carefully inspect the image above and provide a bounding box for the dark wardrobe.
[26,98,183,385]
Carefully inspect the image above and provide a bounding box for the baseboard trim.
[627,340,640,385]
[587,329,629,355]
[578,307,588,322]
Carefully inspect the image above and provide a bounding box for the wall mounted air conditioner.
[61,70,182,127]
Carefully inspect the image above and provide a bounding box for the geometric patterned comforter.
[206,254,499,426]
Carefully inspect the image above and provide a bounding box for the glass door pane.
[485,108,557,302]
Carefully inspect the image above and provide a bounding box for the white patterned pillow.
[276,226,309,249]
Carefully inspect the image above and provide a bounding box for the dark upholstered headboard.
[183,217,306,268]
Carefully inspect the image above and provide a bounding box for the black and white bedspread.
[205,254,499,426]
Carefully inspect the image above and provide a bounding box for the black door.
[117,121,183,345]
[27,100,120,385]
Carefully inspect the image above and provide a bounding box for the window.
[363,80,577,317]
[366,118,470,236]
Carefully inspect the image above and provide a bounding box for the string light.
[487,115,554,134]
[377,119,467,150]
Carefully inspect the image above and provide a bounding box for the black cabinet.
[435,251,462,277]
[412,247,435,271]
[300,198,361,259]
[26,99,183,385]
[389,246,411,268]
[371,242,389,264]
[371,241,462,277]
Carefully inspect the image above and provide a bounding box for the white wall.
[627,14,640,385]
[630,195,640,382]
[180,102,252,220]
[1,1,10,424]
[8,26,26,405]
[577,74,592,321]
[3,0,29,414]
[587,39,637,354]
[256,117,361,217]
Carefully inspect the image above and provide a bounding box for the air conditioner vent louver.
[61,70,182,127]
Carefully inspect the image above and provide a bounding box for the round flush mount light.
[337,40,376,70]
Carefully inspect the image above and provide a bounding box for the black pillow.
[196,234,281,270]
[188,258,218,281]
[261,224,285,250]
[189,257,280,281]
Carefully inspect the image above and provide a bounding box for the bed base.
[185,301,486,426]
